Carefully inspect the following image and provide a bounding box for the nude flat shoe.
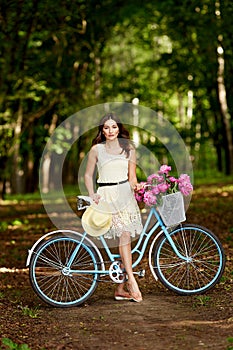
[127,283,143,303]
[114,292,132,301]
[129,292,143,303]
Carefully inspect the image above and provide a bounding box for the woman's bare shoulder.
[129,141,136,150]
[129,144,136,153]
[91,144,98,151]
[91,143,104,158]
[88,144,98,158]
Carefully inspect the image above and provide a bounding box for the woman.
[84,112,143,302]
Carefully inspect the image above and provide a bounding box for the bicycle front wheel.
[29,235,99,307]
[154,224,225,295]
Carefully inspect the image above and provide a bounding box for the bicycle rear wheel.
[154,224,225,295]
[29,235,99,307]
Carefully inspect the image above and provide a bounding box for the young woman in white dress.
[84,113,143,302]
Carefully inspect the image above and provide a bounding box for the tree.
[147,0,233,174]
[0,0,134,195]
[1,0,233,198]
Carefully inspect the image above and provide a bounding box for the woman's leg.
[117,232,142,302]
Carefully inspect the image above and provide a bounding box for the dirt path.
[42,292,232,350]
[0,184,233,350]
[0,270,232,350]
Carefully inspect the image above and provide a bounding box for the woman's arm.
[128,148,144,191]
[84,145,100,203]
[128,148,138,189]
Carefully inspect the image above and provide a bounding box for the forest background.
[0,0,233,198]
[0,2,233,349]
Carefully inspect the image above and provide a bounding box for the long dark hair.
[92,113,133,157]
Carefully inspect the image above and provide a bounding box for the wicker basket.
[157,191,186,227]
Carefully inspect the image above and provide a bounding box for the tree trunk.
[11,103,24,194]
[40,114,58,193]
[217,50,233,174]
[23,128,35,193]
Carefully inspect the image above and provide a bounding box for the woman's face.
[102,119,119,141]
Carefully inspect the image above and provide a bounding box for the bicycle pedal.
[134,269,145,278]
[139,269,145,278]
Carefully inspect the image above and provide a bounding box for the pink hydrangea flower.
[147,174,164,184]
[178,174,193,195]
[168,176,177,183]
[158,165,171,175]
[134,165,193,207]
[135,192,144,202]
[157,182,170,193]
[151,185,161,195]
[143,191,157,206]
[136,184,146,196]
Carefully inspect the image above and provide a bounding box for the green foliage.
[0,0,233,196]
[0,338,31,350]
[19,305,40,319]
[0,222,8,232]
[193,170,233,186]
[11,220,23,226]
[0,219,30,232]
[45,127,73,155]
[194,295,211,307]
[227,337,233,350]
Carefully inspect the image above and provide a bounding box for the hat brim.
[81,201,112,237]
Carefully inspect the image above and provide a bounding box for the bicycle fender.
[26,229,105,271]
[148,230,164,281]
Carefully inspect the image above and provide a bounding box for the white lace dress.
[96,143,143,239]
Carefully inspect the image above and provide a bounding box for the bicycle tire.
[153,224,225,295]
[29,235,99,307]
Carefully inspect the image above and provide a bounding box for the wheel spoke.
[30,236,98,306]
[154,225,225,294]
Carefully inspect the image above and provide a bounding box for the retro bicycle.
[26,195,225,307]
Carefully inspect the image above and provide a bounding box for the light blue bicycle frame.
[66,206,189,275]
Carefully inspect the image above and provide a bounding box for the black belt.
[98,179,128,187]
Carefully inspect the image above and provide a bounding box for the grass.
[192,170,232,186]
[0,338,31,350]
[19,305,40,319]
[194,295,211,307]
[2,192,42,203]
[227,337,233,350]
[1,185,79,205]
[2,171,232,204]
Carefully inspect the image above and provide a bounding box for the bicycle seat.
[76,196,93,217]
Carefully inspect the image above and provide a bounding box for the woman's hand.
[90,193,101,204]
[132,182,145,192]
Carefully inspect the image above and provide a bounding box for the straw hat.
[81,200,112,237]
